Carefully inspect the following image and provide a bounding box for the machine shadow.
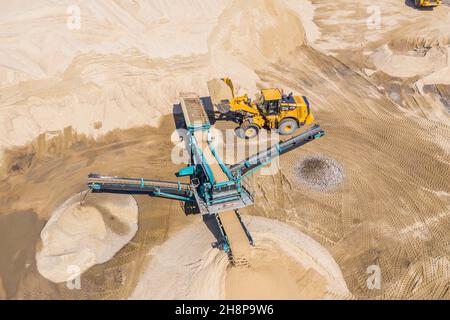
[183,201,200,215]
[202,214,225,249]
[200,96,217,125]
[173,99,226,248]
[173,96,216,130]
[172,103,186,130]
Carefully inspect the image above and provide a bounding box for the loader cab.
[259,88,282,115]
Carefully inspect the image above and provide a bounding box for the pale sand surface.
[0,0,449,300]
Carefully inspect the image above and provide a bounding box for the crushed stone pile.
[293,154,345,192]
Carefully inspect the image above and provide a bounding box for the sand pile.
[292,154,345,192]
[371,44,448,79]
[226,260,322,299]
[0,0,321,164]
[421,46,450,86]
[225,240,328,299]
[36,192,138,283]
[131,216,349,299]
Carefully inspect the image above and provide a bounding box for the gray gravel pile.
[293,154,345,192]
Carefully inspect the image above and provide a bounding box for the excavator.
[209,78,315,139]
[413,0,441,8]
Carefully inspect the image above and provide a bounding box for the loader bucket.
[207,78,234,113]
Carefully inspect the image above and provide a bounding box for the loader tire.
[240,123,259,139]
[278,119,298,135]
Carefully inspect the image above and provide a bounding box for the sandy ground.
[0,0,449,300]
[309,0,450,123]
[0,118,202,299]
[0,211,43,299]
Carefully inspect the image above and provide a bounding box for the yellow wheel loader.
[209,78,315,139]
[414,0,441,8]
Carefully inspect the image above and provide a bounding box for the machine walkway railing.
[87,174,191,191]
